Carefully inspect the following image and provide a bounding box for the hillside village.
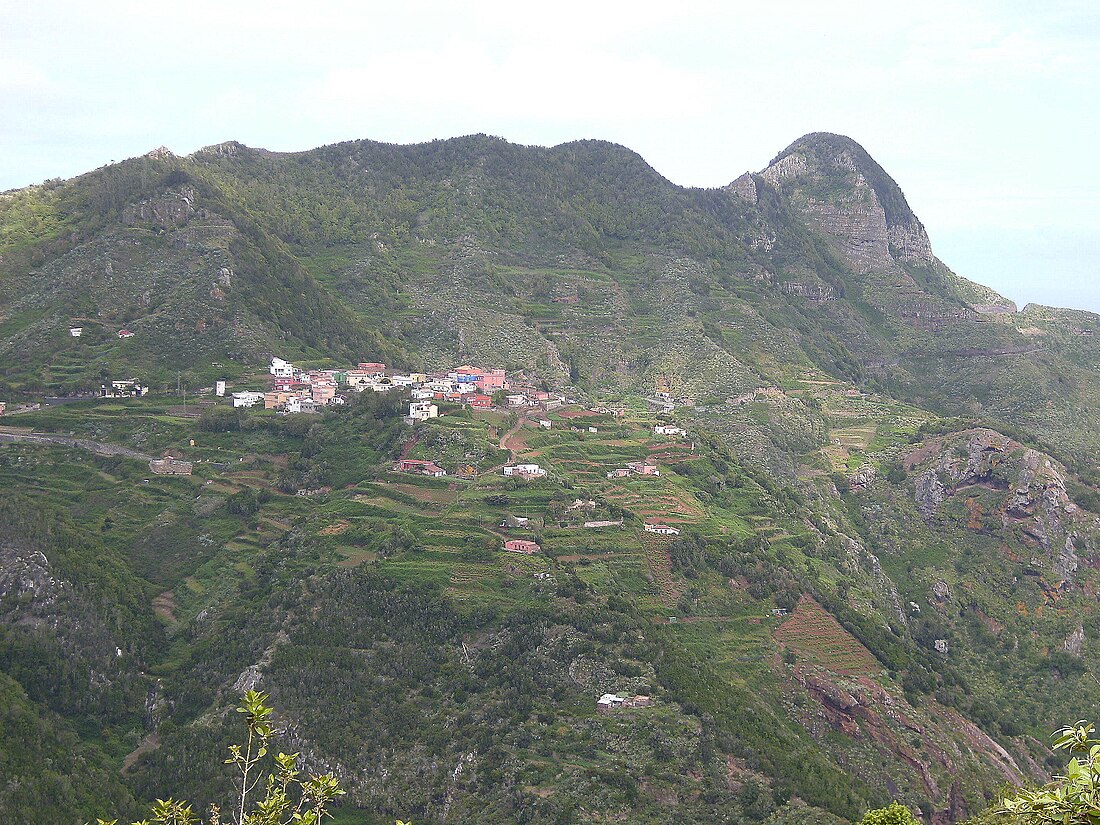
[224,357,570,421]
[5,114,1100,824]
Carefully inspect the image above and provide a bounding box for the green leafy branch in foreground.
[92,691,346,825]
[1000,720,1100,825]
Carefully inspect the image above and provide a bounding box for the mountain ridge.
[3,129,1100,823]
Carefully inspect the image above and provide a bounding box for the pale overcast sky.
[4,0,1098,311]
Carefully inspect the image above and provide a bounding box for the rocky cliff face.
[761,133,934,274]
[905,429,1099,580]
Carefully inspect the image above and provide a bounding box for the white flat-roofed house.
[654,424,685,436]
[503,463,546,478]
[232,391,266,408]
[408,401,439,422]
[643,522,681,536]
[597,694,625,713]
[269,357,295,378]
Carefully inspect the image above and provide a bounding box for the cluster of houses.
[394,458,447,477]
[101,380,148,399]
[606,459,661,480]
[226,357,567,419]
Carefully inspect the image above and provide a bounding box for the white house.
[408,401,439,422]
[215,380,227,397]
[411,388,435,400]
[284,396,317,414]
[232,391,266,408]
[503,463,546,478]
[269,357,295,378]
[539,419,552,429]
[654,424,685,436]
[101,380,148,398]
[69,327,83,337]
[644,523,681,536]
[597,694,626,712]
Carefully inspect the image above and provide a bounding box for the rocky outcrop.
[905,429,1100,578]
[725,172,758,204]
[121,185,197,227]
[1065,624,1086,656]
[760,134,934,274]
[0,545,66,621]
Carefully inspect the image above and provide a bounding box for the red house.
[504,539,541,554]
[396,459,447,477]
[468,394,493,409]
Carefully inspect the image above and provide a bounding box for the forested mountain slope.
[2,133,1100,825]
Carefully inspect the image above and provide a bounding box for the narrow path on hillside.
[499,414,529,463]
[0,427,155,462]
[398,432,420,461]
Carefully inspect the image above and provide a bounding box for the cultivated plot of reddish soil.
[152,591,178,624]
[319,521,350,536]
[122,734,161,773]
[773,595,880,675]
[604,487,705,523]
[556,410,599,418]
[641,533,681,606]
[380,483,459,504]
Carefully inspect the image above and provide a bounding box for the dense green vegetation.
[4,131,1100,824]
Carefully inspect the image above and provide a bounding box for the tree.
[858,802,921,825]
[1000,721,1100,825]
[92,691,344,825]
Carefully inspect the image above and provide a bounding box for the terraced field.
[773,596,882,675]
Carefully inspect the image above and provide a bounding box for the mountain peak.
[766,132,917,228]
[191,140,253,159]
[760,131,933,271]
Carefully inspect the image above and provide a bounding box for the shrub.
[92,691,344,825]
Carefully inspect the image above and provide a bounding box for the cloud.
[307,43,715,125]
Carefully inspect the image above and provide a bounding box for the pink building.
[312,382,337,405]
[476,369,508,392]
[504,539,541,554]
[358,362,386,373]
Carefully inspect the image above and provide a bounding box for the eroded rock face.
[915,469,947,518]
[725,172,758,204]
[760,135,933,274]
[0,544,67,622]
[121,186,197,227]
[905,428,1100,580]
[1065,624,1086,657]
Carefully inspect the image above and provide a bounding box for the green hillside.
[2,132,1100,824]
